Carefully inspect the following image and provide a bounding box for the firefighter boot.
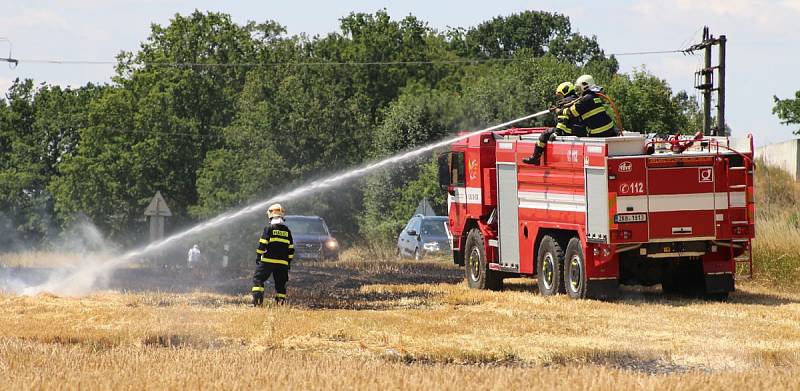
[522,145,544,165]
[252,292,264,307]
[275,294,286,306]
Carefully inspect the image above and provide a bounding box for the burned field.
[2,258,799,389]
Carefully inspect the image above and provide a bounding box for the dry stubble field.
[2,254,800,390]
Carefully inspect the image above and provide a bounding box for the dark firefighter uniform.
[561,90,618,138]
[523,88,618,165]
[252,222,294,305]
[553,95,587,137]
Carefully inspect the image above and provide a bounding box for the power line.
[0,57,18,66]
[74,127,225,140]
[8,48,694,68]
[19,59,113,65]
[609,49,686,56]
[12,58,507,66]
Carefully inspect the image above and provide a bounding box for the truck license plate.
[614,213,647,223]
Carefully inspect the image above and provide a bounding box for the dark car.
[283,215,339,261]
[396,215,450,260]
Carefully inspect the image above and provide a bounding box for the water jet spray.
[15,110,551,295]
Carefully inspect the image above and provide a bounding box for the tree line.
[0,10,702,258]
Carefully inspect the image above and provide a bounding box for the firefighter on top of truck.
[523,74,619,165]
[252,203,295,306]
[522,81,584,165]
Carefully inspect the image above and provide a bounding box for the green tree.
[310,10,453,121]
[604,70,688,134]
[361,86,459,240]
[0,80,101,249]
[773,91,800,134]
[52,11,268,243]
[459,54,577,126]
[449,10,616,71]
[195,10,455,242]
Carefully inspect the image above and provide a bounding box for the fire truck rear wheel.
[564,237,588,299]
[464,228,502,291]
[536,235,565,296]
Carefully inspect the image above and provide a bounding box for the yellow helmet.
[267,203,285,219]
[555,81,575,98]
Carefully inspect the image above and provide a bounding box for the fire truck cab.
[438,129,754,300]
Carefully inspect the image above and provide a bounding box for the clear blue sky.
[2,0,799,146]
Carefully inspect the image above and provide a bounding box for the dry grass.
[752,162,800,288]
[2,266,800,389]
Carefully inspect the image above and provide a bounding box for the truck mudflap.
[582,242,620,299]
[585,278,620,299]
[704,273,734,293]
[702,247,736,293]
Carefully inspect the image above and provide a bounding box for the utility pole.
[686,27,726,136]
[717,35,726,137]
[0,38,18,67]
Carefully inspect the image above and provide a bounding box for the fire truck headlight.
[602,248,611,257]
[593,247,600,257]
[423,242,440,251]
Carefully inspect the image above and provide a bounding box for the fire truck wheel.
[536,235,565,296]
[564,237,587,299]
[464,228,502,291]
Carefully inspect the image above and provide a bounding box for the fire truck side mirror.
[437,153,451,192]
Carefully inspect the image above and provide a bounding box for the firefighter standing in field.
[522,81,584,165]
[523,75,618,165]
[252,203,294,306]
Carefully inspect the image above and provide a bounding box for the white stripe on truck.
[452,187,483,205]
[616,195,648,213]
[518,191,585,213]
[616,192,746,213]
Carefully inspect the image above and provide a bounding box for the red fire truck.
[438,129,754,300]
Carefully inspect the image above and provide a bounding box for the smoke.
[1,111,549,297]
[1,220,119,296]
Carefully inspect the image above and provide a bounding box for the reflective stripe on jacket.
[255,223,295,267]
[561,91,616,135]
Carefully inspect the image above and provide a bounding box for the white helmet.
[575,74,596,95]
[267,203,285,219]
